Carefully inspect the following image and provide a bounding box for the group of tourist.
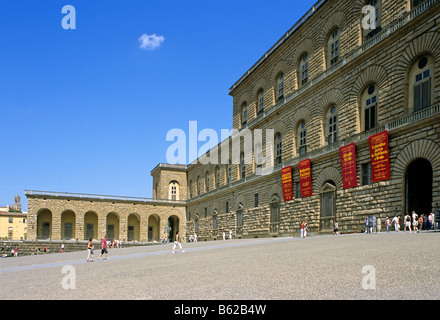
[363,211,437,233]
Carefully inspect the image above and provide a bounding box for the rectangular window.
[255,194,259,207]
[237,210,243,228]
[204,207,207,218]
[296,182,302,199]
[362,163,372,186]
[9,218,13,223]
[226,202,229,213]
[213,215,218,230]
[414,72,431,112]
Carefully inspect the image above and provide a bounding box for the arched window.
[257,89,265,115]
[409,55,434,113]
[298,121,307,155]
[275,133,282,165]
[360,84,378,131]
[362,0,382,42]
[240,152,246,179]
[241,102,248,127]
[327,28,340,67]
[205,171,210,193]
[236,203,244,236]
[228,159,232,184]
[276,73,284,102]
[270,195,280,234]
[299,53,309,86]
[215,166,220,189]
[255,143,263,172]
[325,105,338,144]
[320,181,337,231]
[412,0,425,7]
[189,180,193,198]
[169,181,179,200]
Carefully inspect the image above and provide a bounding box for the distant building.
[0,195,28,240]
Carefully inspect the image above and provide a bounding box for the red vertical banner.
[299,158,313,198]
[369,131,391,183]
[339,143,358,189]
[281,166,293,202]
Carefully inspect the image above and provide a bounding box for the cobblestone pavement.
[1,231,439,300]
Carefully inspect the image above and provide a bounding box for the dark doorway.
[405,158,432,215]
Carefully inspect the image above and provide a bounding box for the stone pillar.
[140,213,149,242]
[52,211,62,241]
[75,213,84,240]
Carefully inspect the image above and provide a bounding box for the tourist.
[172,231,184,253]
[229,230,232,240]
[403,213,412,233]
[418,215,424,231]
[300,221,304,238]
[365,217,369,233]
[391,216,399,232]
[222,231,226,240]
[333,222,339,235]
[376,217,381,233]
[97,235,109,260]
[194,232,198,242]
[60,243,64,253]
[87,238,94,262]
[385,217,390,232]
[412,211,419,233]
[428,212,434,230]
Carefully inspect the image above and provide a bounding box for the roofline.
[228,0,328,95]
[150,163,188,176]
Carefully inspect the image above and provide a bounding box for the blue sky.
[0,0,317,211]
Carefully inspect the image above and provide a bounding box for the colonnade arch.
[29,203,185,242]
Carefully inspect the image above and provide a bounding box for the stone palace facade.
[26,0,440,242]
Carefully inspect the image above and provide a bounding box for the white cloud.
[138,33,165,50]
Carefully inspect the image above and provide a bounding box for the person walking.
[385,217,390,232]
[333,222,339,235]
[229,230,233,240]
[97,235,109,260]
[300,221,305,238]
[87,238,94,262]
[172,231,185,253]
[403,213,412,233]
[222,231,226,240]
[391,216,398,232]
[412,211,419,233]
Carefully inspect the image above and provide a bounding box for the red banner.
[281,166,293,202]
[299,159,313,198]
[339,143,358,189]
[369,131,391,182]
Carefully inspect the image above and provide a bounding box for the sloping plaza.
[1,231,439,300]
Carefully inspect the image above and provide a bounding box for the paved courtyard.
[1,231,439,300]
